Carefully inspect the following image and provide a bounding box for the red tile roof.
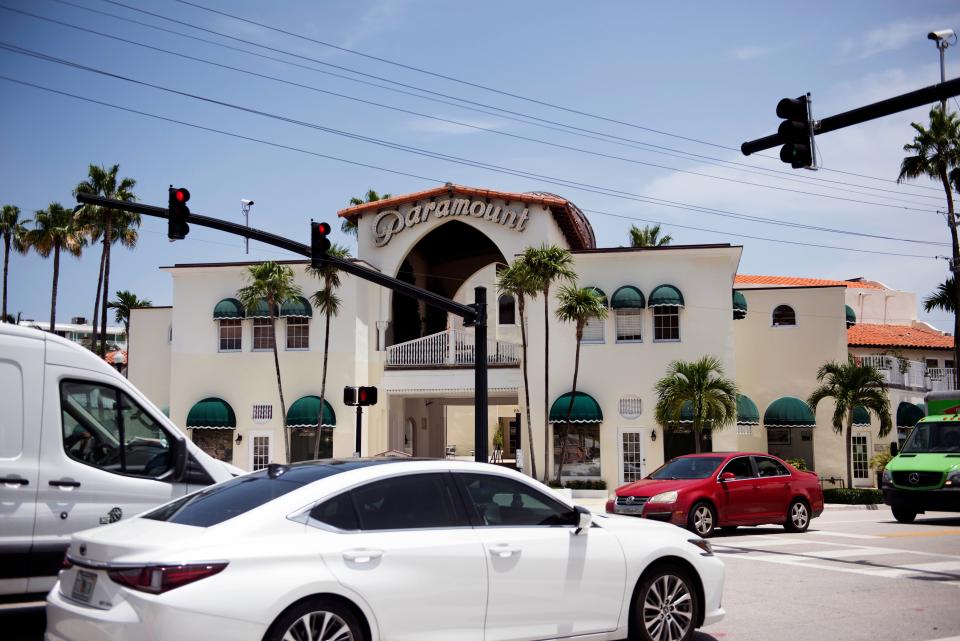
[736,274,881,289]
[848,323,953,350]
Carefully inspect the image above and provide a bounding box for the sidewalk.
[573,496,886,513]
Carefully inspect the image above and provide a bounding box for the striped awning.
[764,396,816,428]
[549,391,603,424]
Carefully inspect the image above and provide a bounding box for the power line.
[0,74,943,262]
[47,0,944,196]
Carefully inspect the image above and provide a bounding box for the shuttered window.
[581,317,605,343]
[615,309,642,342]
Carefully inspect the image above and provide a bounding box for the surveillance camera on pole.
[241,199,255,254]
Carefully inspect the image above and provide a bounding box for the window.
[946,360,955,369]
[309,492,360,531]
[191,429,233,462]
[755,456,789,477]
[926,358,939,369]
[581,316,605,343]
[251,435,270,470]
[252,318,275,350]
[615,309,642,342]
[554,424,601,479]
[772,305,796,327]
[720,456,755,480]
[351,473,466,530]
[457,473,575,527]
[286,316,310,350]
[852,435,869,479]
[218,319,242,351]
[498,295,516,325]
[60,380,171,478]
[0,361,24,458]
[653,306,680,341]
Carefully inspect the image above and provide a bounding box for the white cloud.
[338,0,408,51]
[840,15,960,59]
[731,46,769,61]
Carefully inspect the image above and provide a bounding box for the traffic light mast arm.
[742,76,960,156]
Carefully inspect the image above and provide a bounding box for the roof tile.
[848,323,953,349]
[735,274,881,289]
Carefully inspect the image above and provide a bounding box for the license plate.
[71,570,97,603]
[615,505,645,515]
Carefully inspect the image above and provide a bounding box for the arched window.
[498,294,516,325]
[772,305,796,327]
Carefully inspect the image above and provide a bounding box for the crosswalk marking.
[806,530,880,539]
[792,547,903,560]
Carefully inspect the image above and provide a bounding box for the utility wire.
[0,74,942,261]
[13,2,944,208]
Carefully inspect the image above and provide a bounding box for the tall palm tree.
[308,244,351,459]
[237,262,302,463]
[898,107,960,369]
[808,357,892,489]
[554,285,608,480]
[497,257,539,478]
[654,356,738,454]
[24,203,85,332]
[107,290,153,338]
[629,224,673,247]
[1,204,30,322]
[522,244,576,480]
[74,164,138,355]
[923,276,955,314]
[343,189,391,236]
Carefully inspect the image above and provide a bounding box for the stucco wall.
[127,307,172,413]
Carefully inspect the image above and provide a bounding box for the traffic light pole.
[74,192,491,463]
[741,76,960,156]
[355,406,362,458]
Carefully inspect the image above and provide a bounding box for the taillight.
[108,563,227,594]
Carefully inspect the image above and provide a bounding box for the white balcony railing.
[858,355,957,391]
[386,329,520,368]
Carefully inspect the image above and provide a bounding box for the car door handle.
[49,479,81,488]
[341,548,383,563]
[489,544,521,559]
[1,476,29,486]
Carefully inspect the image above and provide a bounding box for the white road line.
[791,547,903,560]
[807,530,880,539]
[722,537,819,547]
[718,537,960,559]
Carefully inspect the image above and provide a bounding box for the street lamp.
[928,29,956,112]
[240,199,254,254]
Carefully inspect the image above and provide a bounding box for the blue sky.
[1,0,958,330]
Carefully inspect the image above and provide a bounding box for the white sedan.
[46,459,724,641]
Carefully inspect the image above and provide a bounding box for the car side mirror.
[573,505,591,534]
[889,442,898,456]
[171,437,188,482]
[719,472,736,482]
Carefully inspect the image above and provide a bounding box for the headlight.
[882,468,892,486]
[946,467,960,486]
[649,490,678,503]
[688,538,713,556]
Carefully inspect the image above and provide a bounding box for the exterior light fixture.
[235,433,243,444]
[651,430,657,442]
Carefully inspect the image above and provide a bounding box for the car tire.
[892,507,917,524]
[784,499,810,533]
[632,563,701,641]
[687,502,716,538]
[265,597,366,641]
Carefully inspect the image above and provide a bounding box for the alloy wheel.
[692,505,713,536]
[791,502,809,530]
[282,611,354,641]
[642,573,694,641]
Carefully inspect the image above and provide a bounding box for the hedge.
[546,479,608,490]
[822,488,883,505]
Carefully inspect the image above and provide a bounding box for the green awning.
[246,298,278,318]
[186,397,237,429]
[733,290,747,320]
[280,296,313,318]
[585,287,608,307]
[896,401,924,428]
[737,394,760,425]
[549,391,603,424]
[676,400,695,424]
[611,286,645,309]
[764,396,816,428]
[286,395,337,428]
[213,298,244,320]
[852,405,871,427]
[846,305,857,327]
[649,284,684,308]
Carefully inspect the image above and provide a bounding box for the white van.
[0,324,236,599]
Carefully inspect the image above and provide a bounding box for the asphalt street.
[4,506,958,641]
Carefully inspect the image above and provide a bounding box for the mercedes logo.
[909,473,920,485]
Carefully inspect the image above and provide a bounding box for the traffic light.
[776,95,814,169]
[168,186,191,240]
[344,386,378,407]
[311,221,331,268]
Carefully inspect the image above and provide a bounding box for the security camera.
[241,199,254,206]
[928,29,956,42]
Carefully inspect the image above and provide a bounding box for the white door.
[0,333,44,596]
[317,473,486,641]
[454,471,626,641]
[249,431,272,471]
[852,433,871,488]
[618,427,647,485]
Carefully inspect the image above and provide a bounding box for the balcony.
[386,329,521,368]
[858,355,957,391]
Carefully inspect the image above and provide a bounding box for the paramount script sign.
[372,197,530,247]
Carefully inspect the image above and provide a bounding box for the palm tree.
[923,276,955,314]
[24,203,85,332]
[629,224,673,247]
[554,285,608,480]
[343,189,391,236]
[107,290,153,338]
[497,257,539,478]
[898,107,960,369]
[74,164,138,355]
[522,244,576,481]
[1,205,30,322]
[654,356,738,454]
[808,357,892,488]
[308,244,351,459]
[237,262,302,463]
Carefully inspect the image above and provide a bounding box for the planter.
[571,489,608,499]
[551,487,574,500]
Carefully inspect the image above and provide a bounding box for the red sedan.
[605,452,824,537]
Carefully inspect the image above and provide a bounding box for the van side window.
[60,380,172,478]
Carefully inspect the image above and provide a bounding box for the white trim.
[249,430,273,470]
[618,427,647,485]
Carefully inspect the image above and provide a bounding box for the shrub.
[869,451,892,471]
[546,479,564,488]
[787,457,808,471]
[563,479,607,490]
[822,488,883,505]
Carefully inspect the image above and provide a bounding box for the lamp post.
[928,29,956,112]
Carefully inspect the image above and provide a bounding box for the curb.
[823,502,885,511]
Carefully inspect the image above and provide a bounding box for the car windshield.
[902,421,960,454]
[648,457,725,480]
